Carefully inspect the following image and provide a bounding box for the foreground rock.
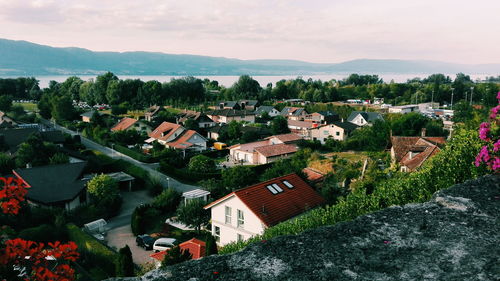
[109,175,500,281]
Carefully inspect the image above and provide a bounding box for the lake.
[1,74,495,88]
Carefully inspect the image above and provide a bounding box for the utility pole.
[451,88,455,110]
[431,90,434,109]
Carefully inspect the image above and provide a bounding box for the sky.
[0,0,499,64]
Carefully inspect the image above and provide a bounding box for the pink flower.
[497,91,500,101]
[494,140,500,153]
[479,123,490,141]
[493,157,500,171]
[490,106,500,119]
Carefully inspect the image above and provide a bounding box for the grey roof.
[206,109,255,117]
[255,106,277,114]
[347,111,384,122]
[15,162,88,204]
[220,101,239,108]
[240,100,258,106]
[317,111,339,117]
[280,107,306,116]
[331,121,359,132]
[40,130,65,143]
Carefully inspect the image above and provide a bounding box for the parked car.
[136,234,156,250]
[153,238,178,252]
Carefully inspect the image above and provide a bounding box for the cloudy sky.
[0,0,499,64]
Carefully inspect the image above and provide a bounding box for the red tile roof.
[391,136,446,171]
[150,238,206,262]
[179,238,206,260]
[205,173,325,227]
[255,143,298,158]
[166,130,200,150]
[302,168,325,183]
[149,122,183,142]
[111,117,137,131]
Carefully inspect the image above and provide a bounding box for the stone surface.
[107,175,500,281]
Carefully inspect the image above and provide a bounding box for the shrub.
[152,188,182,213]
[17,224,68,243]
[160,245,192,268]
[116,245,134,277]
[188,155,216,173]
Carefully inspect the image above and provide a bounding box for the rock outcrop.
[109,175,500,281]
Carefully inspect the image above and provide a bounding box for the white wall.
[311,125,345,143]
[186,133,207,152]
[350,114,368,126]
[210,195,265,245]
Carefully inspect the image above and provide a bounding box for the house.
[0,128,65,154]
[390,136,446,172]
[305,111,340,124]
[280,107,308,120]
[238,100,259,111]
[347,111,384,127]
[176,110,216,129]
[165,129,207,152]
[13,162,89,210]
[0,111,17,129]
[111,117,152,134]
[255,106,280,118]
[80,110,101,123]
[287,120,317,139]
[229,133,302,164]
[150,238,206,268]
[206,124,271,141]
[205,109,256,124]
[204,173,325,245]
[388,105,420,114]
[144,105,165,122]
[147,122,185,145]
[310,121,359,143]
[218,101,240,110]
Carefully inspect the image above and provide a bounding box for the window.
[237,209,244,228]
[271,183,283,193]
[323,130,329,136]
[237,234,244,242]
[282,180,294,188]
[225,206,232,224]
[336,131,340,136]
[266,185,278,194]
[214,226,220,242]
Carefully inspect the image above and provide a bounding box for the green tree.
[160,245,192,268]
[49,152,69,165]
[0,153,14,174]
[0,95,13,111]
[116,245,134,277]
[390,112,429,136]
[232,75,261,98]
[87,174,120,203]
[222,166,256,190]
[204,234,218,256]
[176,199,210,234]
[152,188,181,213]
[271,116,290,135]
[227,120,242,140]
[320,173,349,205]
[51,95,76,121]
[15,134,57,167]
[188,155,216,173]
[184,118,199,130]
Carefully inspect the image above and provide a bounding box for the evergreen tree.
[160,246,192,268]
[116,245,134,277]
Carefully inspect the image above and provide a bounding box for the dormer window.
[283,180,294,188]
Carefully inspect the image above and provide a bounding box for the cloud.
[0,0,499,64]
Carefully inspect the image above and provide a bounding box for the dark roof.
[331,121,359,132]
[347,111,383,122]
[255,106,276,114]
[220,101,239,108]
[239,100,258,106]
[40,130,65,143]
[207,124,270,136]
[281,107,306,116]
[14,162,88,204]
[0,128,38,153]
[205,174,325,227]
[206,109,255,117]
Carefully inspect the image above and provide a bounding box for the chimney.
[421,128,426,137]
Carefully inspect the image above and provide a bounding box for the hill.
[1,38,500,76]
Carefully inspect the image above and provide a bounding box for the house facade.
[204,174,325,246]
[255,106,280,117]
[280,107,308,121]
[144,105,165,122]
[304,111,340,124]
[287,120,317,139]
[310,122,359,143]
[176,110,216,129]
[229,133,301,164]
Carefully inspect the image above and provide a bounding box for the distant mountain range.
[1,38,499,76]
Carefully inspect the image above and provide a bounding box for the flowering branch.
[475,92,500,171]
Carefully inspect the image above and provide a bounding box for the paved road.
[41,119,201,194]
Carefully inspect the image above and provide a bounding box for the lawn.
[13,102,38,112]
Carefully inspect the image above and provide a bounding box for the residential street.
[41,119,202,265]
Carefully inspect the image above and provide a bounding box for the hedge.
[113,144,155,163]
[220,128,488,254]
[66,223,118,277]
[160,162,221,183]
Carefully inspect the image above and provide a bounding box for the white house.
[255,106,280,117]
[228,133,302,164]
[204,173,325,245]
[310,121,359,143]
[205,109,255,124]
[347,111,384,126]
[147,122,207,152]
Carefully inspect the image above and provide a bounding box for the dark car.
[136,234,156,250]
